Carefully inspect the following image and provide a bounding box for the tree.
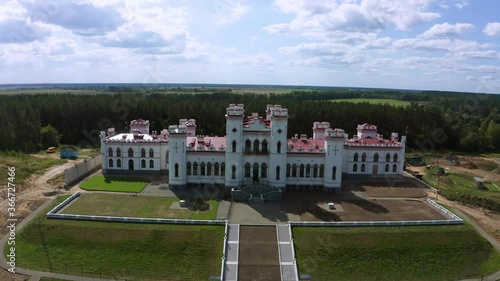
[486,120,500,151]
[40,125,61,148]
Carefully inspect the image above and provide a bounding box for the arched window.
[353,164,358,172]
[253,163,259,178]
[374,153,379,162]
[292,164,297,177]
[108,148,113,157]
[109,159,114,167]
[319,164,324,178]
[313,164,318,178]
[128,148,133,157]
[277,141,282,153]
[362,153,367,162]
[175,163,179,177]
[354,153,359,162]
[386,153,391,162]
[385,164,389,172]
[141,159,146,168]
[201,162,206,176]
[128,159,134,170]
[393,153,398,162]
[332,166,337,180]
[245,139,251,153]
[276,166,280,180]
[149,160,154,168]
[214,162,219,176]
[221,163,225,176]
[141,148,146,157]
[306,164,311,177]
[232,141,237,153]
[261,163,267,178]
[299,164,305,177]
[254,139,260,154]
[262,140,268,153]
[193,162,198,175]
[245,163,251,178]
[149,148,154,158]
[187,162,192,175]
[117,159,122,168]
[286,164,291,177]
[393,164,397,172]
[231,165,236,179]
[116,148,121,157]
[361,163,366,172]
[207,162,212,176]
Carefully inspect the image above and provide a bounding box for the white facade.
[101,104,406,191]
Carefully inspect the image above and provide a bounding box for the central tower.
[268,105,288,188]
[225,104,244,189]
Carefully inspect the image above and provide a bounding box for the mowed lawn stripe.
[80,175,148,192]
[62,193,219,220]
[293,225,500,281]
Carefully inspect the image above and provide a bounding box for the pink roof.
[131,118,149,126]
[243,116,270,128]
[287,139,325,153]
[186,136,226,151]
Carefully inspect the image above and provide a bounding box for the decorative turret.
[179,119,196,136]
[313,122,330,140]
[130,118,150,134]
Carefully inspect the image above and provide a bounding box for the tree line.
[0,88,499,153]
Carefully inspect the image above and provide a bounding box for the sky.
[0,0,500,93]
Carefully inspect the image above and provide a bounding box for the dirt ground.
[282,190,446,222]
[238,225,281,281]
[343,179,428,198]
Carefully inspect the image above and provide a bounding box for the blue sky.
[0,0,499,93]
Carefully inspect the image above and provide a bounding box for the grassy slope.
[6,196,224,280]
[0,151,66,186]
[62,193,219,220]
[330,98,411,106]
[293,225,500,281]
[79,175,148,193]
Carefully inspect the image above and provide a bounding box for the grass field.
[293,225,500,281]
[80,176,148,193]
[6,196,224,280]
[0,151,66,186]
[0,89,100,95]
[62,193,219,219]
[331,98,412,106]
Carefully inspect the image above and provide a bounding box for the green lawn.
[0,151,66,186]
[80,176,148,193]
[6,196,224,280]
[293,225,500,281]
[330,98,412,106]
[62,193,219,219]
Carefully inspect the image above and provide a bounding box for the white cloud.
[266,0,440,38]
[454,0,468,9]
[483,22,500,36]
[420,22,473,38]
[212,0,249,26]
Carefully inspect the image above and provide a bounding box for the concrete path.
[224,224,239,281]
[229,202,288,225]
[276,225,299,281]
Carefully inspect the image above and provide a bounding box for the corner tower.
[324,128,345,191]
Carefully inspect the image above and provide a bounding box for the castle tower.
[100,131,107,171]
[168,125,187,189]
[179,119,196,136]
[313,122,330,140]
[324,128,345,191]
[269,105,288,188]
[225,104,244,188]
[130,118,150,134]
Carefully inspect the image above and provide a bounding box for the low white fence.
[290,219,463,227]
[426,198,463,221]
[47,192,82,214]
[220,222,229,281]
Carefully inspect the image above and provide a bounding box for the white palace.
[100,104,406,192]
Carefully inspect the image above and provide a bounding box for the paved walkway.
[276,225,298,281]
[224,224,239,281]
